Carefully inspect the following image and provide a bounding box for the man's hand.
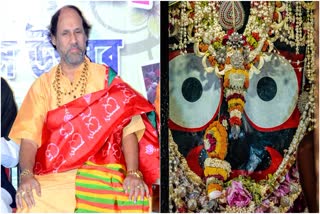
[16,139,40,209]
[16,174,41,209]
[123,174,149,203]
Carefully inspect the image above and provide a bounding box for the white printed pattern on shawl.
[59,121,74,139]
[45,143,59,161]
[68,133,85,156]
[39,81,155,174]
[80,107,102,139]
[52,154,67,173]
[116,84,137,104]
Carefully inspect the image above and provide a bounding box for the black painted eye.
[244,53,299,131]
[181,77,203,103]
[169,52,223,132]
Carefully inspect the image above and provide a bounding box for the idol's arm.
[297,131,318,212]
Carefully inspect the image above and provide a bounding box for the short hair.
[48,5,91,49]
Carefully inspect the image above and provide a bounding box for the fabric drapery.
[34,67,159,212]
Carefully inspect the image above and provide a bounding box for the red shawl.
[33,67,159,186]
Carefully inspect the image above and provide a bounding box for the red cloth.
[230,146,283,182]
[34,67,159,186]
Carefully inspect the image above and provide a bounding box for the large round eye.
[169,52,222,132]
[244,53,300,131]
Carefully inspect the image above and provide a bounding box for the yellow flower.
[228,98,245,108]
[204,166,229,180]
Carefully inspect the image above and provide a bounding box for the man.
[9,5,159,212]
[1,78,19,213]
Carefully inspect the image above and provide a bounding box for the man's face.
[52,7,87,66]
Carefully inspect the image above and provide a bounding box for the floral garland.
[169,130,220,212]
[203,121,231,200]
[170,1,275,139]
[223,68,249,137]
[169,1,316,213]
[169,1,275,77]
[169,1,314,82]
[203,121,228,159]
[170,128,304,213]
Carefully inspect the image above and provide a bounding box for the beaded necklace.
[53,59,89,106]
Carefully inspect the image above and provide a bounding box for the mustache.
[68,45,83,52]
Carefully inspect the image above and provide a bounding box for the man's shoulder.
[88,61,109,75]
[89,61,108,69]
[32,65,57,86]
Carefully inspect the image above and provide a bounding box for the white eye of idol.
[169,52,222,131]
[244,53,298,130]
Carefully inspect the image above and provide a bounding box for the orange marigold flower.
[244,79,249,89]
[207,183,223,192]
[218,64,225,71]
[273,12,279,21]
[244,63,251,70]
[253,55,260,63]
[262,41,269,52]
[208,55,216,66]
[225,56,231,64]
[275,1,282,8]
[199,43,208,52]
[223,78,230,88]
